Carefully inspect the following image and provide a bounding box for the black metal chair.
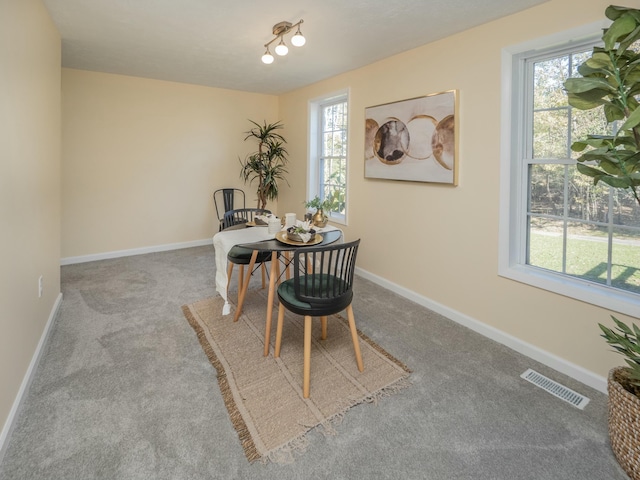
[220,208,271,231]
[274,239,363,398]
[213,188,245,231]
[223,208,274,308]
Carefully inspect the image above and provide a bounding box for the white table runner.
[212,225,340,315]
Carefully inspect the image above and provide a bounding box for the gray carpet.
[0,245,629,479]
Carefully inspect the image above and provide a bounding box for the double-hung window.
[308,90,349,224]
[500,25,640,317]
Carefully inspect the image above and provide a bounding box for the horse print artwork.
[364,91,458,185]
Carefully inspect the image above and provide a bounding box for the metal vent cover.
[521,369,590,410]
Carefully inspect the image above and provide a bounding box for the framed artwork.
[364,90,458,185]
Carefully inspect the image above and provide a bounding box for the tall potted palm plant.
[564,6,640,478]
[239,120,289,209]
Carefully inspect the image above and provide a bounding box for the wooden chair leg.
[274,304,285,357]
[320,316,328,340]
[263,251,279,357]
[261,263,266,289]
[226,262,234,301]
[234,250,258,323]
[346,305,364,372]
[237,265,244,305]
[303,316,312,398]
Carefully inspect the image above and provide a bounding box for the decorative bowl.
[286,226,316,243]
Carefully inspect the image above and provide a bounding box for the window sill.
[498,263,640,318]
[327,213,346,226]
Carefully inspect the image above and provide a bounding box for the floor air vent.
[520,369,590,410]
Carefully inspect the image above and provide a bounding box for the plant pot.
[608,367,640,480]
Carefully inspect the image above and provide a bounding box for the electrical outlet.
[38,275,43,298]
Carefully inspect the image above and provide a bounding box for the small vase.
[312,209,328,228]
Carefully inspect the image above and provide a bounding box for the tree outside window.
[320,100,348,216]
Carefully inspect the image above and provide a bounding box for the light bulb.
[274,37,288,56]
[291,28,306,47]
[261,50,274,64]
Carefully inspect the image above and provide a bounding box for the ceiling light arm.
[263,19,304,50]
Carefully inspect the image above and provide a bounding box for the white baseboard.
[60,238,213,265]
[0,293,63,463]
[355,267,607,395]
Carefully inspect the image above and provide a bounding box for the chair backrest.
[292,239,360,312]
[221,208,271,230]
[213,188,245,222]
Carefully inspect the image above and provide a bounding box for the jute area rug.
[182,290,411,464]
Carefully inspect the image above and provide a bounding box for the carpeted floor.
[0,245,629,479]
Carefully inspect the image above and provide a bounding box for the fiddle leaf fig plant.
[563,5,640,207]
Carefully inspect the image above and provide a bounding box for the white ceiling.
[42,0,547,95]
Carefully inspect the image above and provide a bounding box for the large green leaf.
[599,160,624,175]
[580,146,616,158]
[600,175,633,188]
[566,90,612,110]
[603,13,636,50]
[618,104,640,131]
[577,152,618,165]
[571,135,616,151]
[618,149,640,161]
[576,65,607,77]
[628,96,640,112]
[604,5,640,23]
[628,83,640,98]
[618,24,640,53]
[584,52,614,70]
[576,163,606,176]
[570,141,589,152]
[604,103,626,122]
[606,5,631,21]
[564,77,614,93]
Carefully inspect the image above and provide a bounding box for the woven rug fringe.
[261,433,310,465]
[259,375,412,465]
[182,304,261,462]
[362,377,413,406]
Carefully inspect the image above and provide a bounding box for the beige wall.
[61,70,278,258]
[0,0,61,437]
[277,0,634,381]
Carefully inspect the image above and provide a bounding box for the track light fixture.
[261,19,305,64]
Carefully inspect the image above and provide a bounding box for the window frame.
[499,21,640,318]
[308,89,349,225]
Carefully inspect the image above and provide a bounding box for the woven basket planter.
[608,367,640,480]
